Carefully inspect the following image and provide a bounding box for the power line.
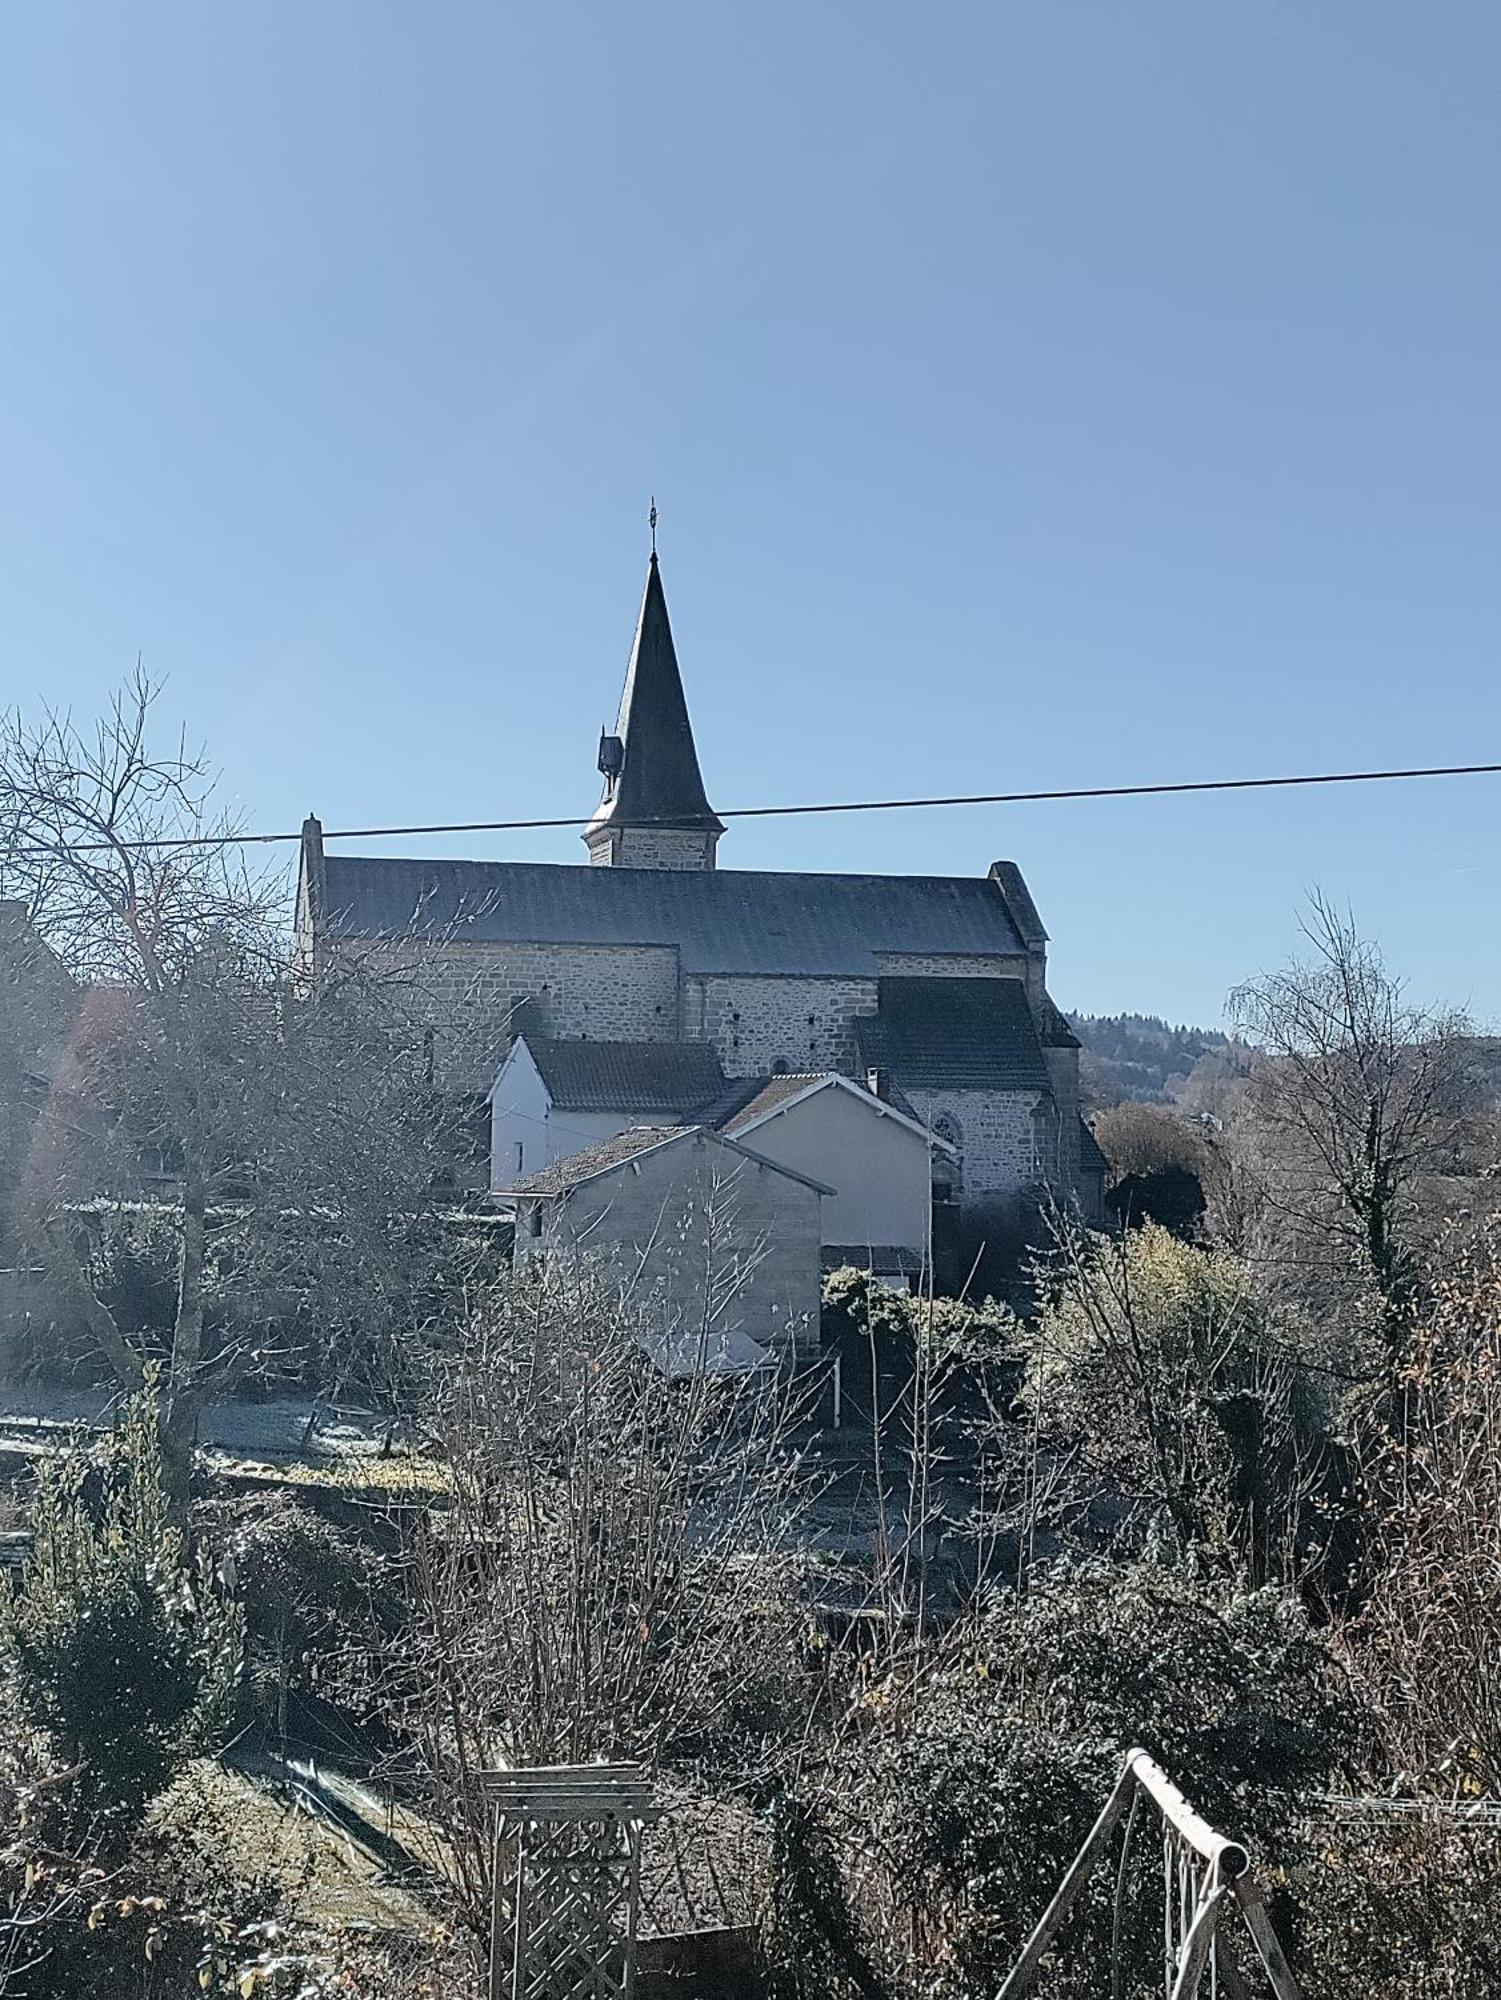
[5,756,1500,857]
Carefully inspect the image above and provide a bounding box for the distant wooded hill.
[1068,1012,1249,1111]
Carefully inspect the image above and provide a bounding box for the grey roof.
[634,1324,775,1379]
[822,1244,924,1276]
[1039,994,1081,1050]
[522,1036,726,1114]
[855,976,1050,1091]
[320,856,1026,976]
[1078,1117,1109,1178]
[587,554,723,837]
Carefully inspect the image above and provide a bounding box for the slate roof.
[635,1324,775,1379]
[822,1244,925,1277]
[854,976,1050,1091]
[522,1036,726,1114]
[1078,1117,1109,1178]
[320,857,1026,976]
[587,554,724,837]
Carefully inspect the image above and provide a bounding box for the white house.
[489,1035,726,1188]
[716,1071,957,1285]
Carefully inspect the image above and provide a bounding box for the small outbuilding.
[497,1124,829,1370]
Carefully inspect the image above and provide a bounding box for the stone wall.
[903,1086,1045,1199]
[588,826,720,871]
[683,975,877,1078]
[329,938,682,1089]
[872,951,1029,981]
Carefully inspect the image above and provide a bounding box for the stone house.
[502,1124,828,1369]
[295,546,1105,1236]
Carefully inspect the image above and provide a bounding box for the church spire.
[584,542,724,871]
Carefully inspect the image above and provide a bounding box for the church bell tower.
[584,541,724,871]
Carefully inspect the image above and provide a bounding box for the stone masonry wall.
[872,951,1030,980]
[683,975,878,1079]
[588,827,719,871]
[329,938,681,1089]
[903,1086,1045,1199]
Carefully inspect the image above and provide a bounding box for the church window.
[771,1058,790,1075]
[932,1113,963,1197]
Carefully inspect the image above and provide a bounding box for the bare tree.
[1227,893,1473,1374]
[0,676,488,1511]
[1350,1221,1501,1795]
[366,1255,813,1946]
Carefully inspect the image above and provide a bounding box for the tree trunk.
[162,1162,209,1522]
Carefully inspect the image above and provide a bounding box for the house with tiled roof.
[295,543,1105,1259]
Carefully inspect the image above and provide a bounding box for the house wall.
[520,1134,823,1365]
[735,1085,933,1254]
[490,1042,701,1184]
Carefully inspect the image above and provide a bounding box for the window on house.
[513,1140,524,1176]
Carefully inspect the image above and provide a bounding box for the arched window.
[771,1057,791,1075]
[931,1112,963,1199]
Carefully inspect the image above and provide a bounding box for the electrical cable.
[6,757,1500,858]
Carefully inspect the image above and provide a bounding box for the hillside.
[1068,1012,1247,1110]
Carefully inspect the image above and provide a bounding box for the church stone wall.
[330,938,680,1088]
[903,1086,1045,1199]
[683,975,877,1079]
[589,826,719,872]
[872,951,1029,981]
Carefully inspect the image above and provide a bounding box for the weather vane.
[649,496,658,556]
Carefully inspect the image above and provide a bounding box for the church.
[294,545,1105,1274]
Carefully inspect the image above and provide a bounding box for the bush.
[776,1559,1354,2000]
[1,1388,242,1846]
[229,1496,387,1737]
[821,1267,1023,1427]
[1026,1223,1335,1579]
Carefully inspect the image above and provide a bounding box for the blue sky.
[3,4,1498,1027]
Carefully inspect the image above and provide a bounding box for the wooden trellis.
[996,1749,1302,2000]
[483,1764,658,2000]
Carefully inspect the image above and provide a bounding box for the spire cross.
[649,496,658,557]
